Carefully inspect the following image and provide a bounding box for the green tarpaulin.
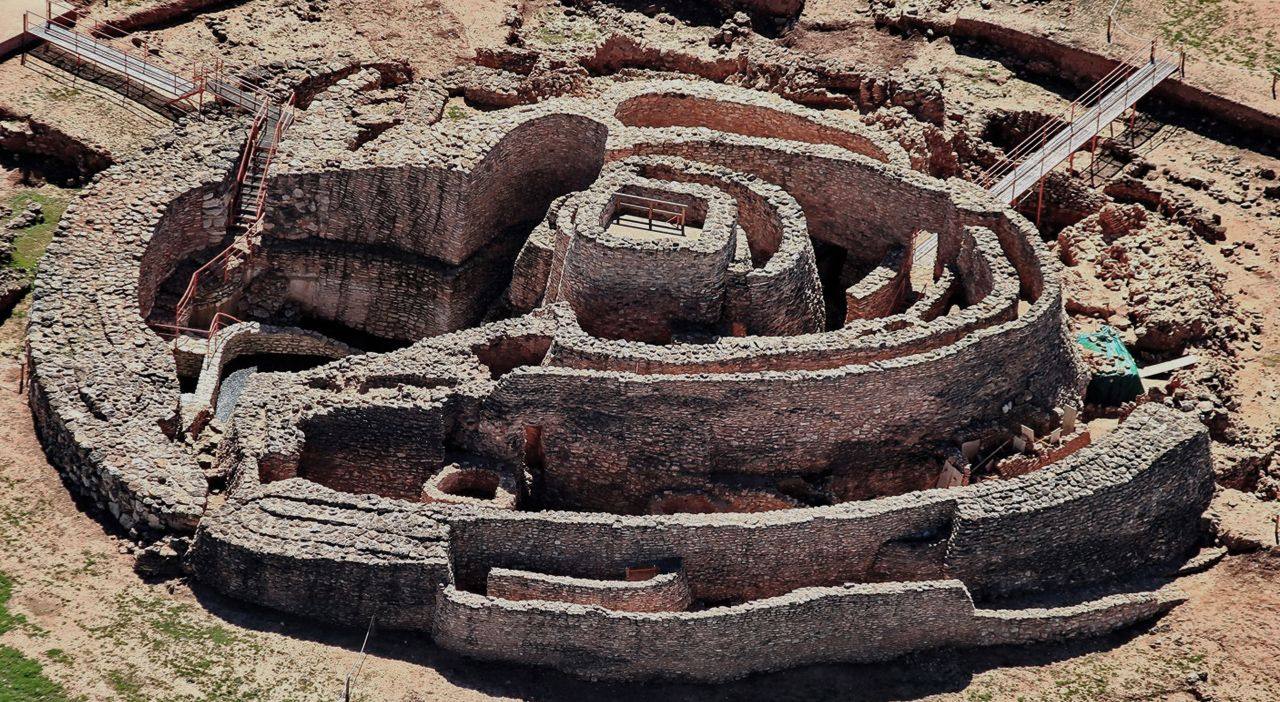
[1077,326,1142,405]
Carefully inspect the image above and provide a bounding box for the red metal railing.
[172,227,256,328]
[23,2,295,343]
[27,0,278,114]
[150,312,243,341]
[245,94,296,224]
[165,92,294,338]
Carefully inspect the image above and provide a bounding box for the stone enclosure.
[25,75,1215,681]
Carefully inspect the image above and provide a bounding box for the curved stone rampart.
[30,74,1211,683]
[431,580,1184,682]
[27,117,246,534]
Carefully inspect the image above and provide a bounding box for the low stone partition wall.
[612,81,899,164]
[191,322,354,415]
[844,246,907,322]
[449,404,1210,599]
[946,404,1214,599]
[486,567,693,612]
[538,211,1032,376]
[431,579,1184,682]
[189,479,452,630]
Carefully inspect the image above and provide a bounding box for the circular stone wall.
[27,76,1213,682]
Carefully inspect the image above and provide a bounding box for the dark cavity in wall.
[812,239,847,330]
[0,110,113,186]
[522,425,545,509]
[471,335,552,379]
[283,314,411,354]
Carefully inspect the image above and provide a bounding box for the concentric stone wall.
[26,75,1214,683]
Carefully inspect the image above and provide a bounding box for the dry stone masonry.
[26,75,1215,682]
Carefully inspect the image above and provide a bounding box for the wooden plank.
[1138,354,1199,378]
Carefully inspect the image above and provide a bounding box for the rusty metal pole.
[1089,135,1099,187]
[1068,103,1077,171]
[1034,129,1047,229]
[17,343,28,395]
[1036,178,1046,230]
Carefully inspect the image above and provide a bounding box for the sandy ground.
[0,0,49,44]
[956,0,1280,114]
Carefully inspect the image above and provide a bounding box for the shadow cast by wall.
[186,577,1160,702]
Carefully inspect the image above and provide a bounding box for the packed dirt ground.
[0,0,1279,699]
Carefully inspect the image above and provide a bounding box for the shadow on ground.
[189,580,1156,701]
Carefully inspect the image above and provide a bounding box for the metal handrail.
[150,312,242,341]
[979,43,1153,182]
[37,0,277,112]
[616,202,686,221]
[28,9,195,98]
[977,41,1156,188]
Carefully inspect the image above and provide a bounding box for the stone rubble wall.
[611,87,896,164]
[618,156,826,336]
[546,174,738,342]
[945,404,1214,599]
[192,322,355,412]
[189,479,452,630]
[30,75,1210,683]
[486,567,693,613]
[430,578,1184,682]
[246,234,520,342]
[27,117,248,535]
[845,246,907,322]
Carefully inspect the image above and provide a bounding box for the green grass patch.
[42,648,72,666]
[0,570,73,702]
[445,103,469,121]
[0,572,22,635]
[38,86,82,103]
[6,190,70,275]
[531,9,599,46]
[105,667,147,702]
[0,646,73,702]
[1160,0,1280,74]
